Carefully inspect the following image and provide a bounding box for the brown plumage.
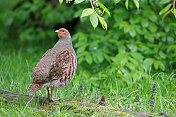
[28,28,77,102]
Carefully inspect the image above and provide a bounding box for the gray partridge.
[28,28,77,102]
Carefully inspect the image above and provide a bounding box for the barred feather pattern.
[42,50,77,90]
[28,44,77,93]
[27,83,43,93]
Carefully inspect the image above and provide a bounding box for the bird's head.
[55,28,71,40]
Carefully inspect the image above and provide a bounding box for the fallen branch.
[0,89,169,116]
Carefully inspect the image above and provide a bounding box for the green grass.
[0,48,176,116]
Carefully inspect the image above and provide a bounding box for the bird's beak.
[55,30,59,32]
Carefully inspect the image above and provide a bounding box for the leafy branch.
[159,0,176,20]
[58,0,140,30]
[81,0,110,30]
[58,0,175,30]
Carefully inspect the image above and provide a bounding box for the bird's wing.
[47,50,72,81]
[32,49,54,83]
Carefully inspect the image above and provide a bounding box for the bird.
[98,95,106,106]
[27,28,77,102]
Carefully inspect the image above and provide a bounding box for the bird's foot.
[48,98,60,102]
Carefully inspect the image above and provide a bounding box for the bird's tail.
[27,83,43,93]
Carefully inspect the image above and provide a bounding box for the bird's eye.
[62,30,65,32]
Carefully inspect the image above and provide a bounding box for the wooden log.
[0,89,49,106]
[0,89,97,107]
[0,89,167,116]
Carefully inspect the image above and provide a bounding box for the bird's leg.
[49,88,59,102]
[47,87,50,98]
[50,88,53,101]
[47,87,51,101]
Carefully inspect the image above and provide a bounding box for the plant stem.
[90,0,94,10]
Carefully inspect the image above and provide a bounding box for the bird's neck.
[53,35,72,48]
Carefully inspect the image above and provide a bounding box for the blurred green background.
[0,0,176,115]
[1,0,176,73]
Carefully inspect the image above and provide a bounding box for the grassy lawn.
[0,48,176,116]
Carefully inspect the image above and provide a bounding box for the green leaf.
[104,54,111,63]
[123,25,130,33]
[173,9,176,18]
[96,1,111,17]
[98,16,107,30]
[59,0,63,5]
[127,62,135,70]
[97,52,104,63]
[90,12,98,29]
[93,53,99,63]
[149,23,157,32]
[74,0,84,4]
[143,58,153,69]
[81,8,94,17]
[154,61,159,70]
[141,19,148,27]
[112,53,126,62]
[129,27,136,37]
[4,16,13,26]
[162,10,170,20]
[128,57,138,65]
[157,61,165,71]
[133,0,139,9]
[167,45,176,51]
[77,45,86,54]
[131,52,143,61]
[86,54,93,64]
[159,4,172,15]
[78,57,84,64]
[120,58,128,66]
[125,0,129,10]
[159,51,166,59]
[114,0,121,4]
[160,0,170,5]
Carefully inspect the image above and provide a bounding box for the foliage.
[0,0,176,115]
[0,0,78,48]
[159,0,176,19]
[72,0,176,75]
[0,0,176,82]
[0,49,176,115]
[59,0,176,30]
[0,0,175,75]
